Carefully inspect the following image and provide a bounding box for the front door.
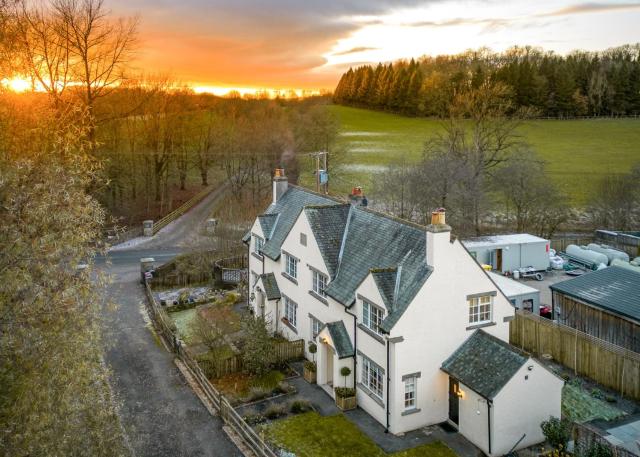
[326,346,334,387]
[448,378,459,425]
[496,249,503,271]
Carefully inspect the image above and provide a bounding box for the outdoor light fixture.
[527,365,534,371]
[250,292,255,302]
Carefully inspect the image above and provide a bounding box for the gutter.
[487,399,493,455]
[385,336,390,433]
[345,307,357,390]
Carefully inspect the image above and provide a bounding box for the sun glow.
[2,77,32,93]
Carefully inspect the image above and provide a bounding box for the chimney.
[273,168,288,203]
[426,208,451,268]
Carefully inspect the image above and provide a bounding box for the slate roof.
[324,321,355,359]
[249,185,433,332]
[260,273,281,300]
[304,204,350,277]
[260,187,337,260]
[550,266,640,322]
[258,214,279,240]
[441,330,529,399]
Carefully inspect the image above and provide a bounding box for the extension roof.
[441,330,529,399]
[259,273,281,300]
[253,185,432,332]
[549,266,640,323]
[323,321,355,359]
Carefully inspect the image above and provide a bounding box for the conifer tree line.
[333,45,640,117]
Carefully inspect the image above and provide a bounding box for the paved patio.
[285,362,480,457]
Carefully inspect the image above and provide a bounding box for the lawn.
[263,412,457,457]
[562,383,626,423]
[322,105,640,206]
[170,308,198,345]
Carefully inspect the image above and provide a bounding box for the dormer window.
[362,299,384,335]
[253,235,264,255]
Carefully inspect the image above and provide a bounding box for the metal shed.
[488,272,541,314]
[463,234,550,273]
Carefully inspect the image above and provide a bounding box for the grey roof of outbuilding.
[324,321,354,359]
[260,273,281,300]
[550,266,640,322]
[441,330,529,399]
[260,187,338,260]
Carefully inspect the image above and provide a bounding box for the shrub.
[577,441,613,457]
[243,413,266,426]
[334,387,356,399]
[303,360,316,373]
[308,342,317,362]
[340,366,351,387]
[604,395,617,403]
[541,416,572,450]
[276,381,294,394]
[590,388,604,400]
[246,386,270,402]
[264,403,287,420]
[289,399,312,414]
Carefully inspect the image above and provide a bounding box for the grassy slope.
[328,105,640,206]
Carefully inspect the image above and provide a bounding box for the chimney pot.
[274,168,285,178]
[431,208,446,225]
[273,168,288,203]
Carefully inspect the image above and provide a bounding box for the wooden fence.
[573,422,639,457]
[549,237,594,253]
[199,339,305,378]
[153,185,214,235]
[510,311,640,400]
[144,281,278,457]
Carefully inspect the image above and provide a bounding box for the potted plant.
[334,386,356,411]
[303,342,317,383]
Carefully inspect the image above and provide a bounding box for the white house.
[243,170,563,456]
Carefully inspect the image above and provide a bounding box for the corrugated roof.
[488,272,540,298]
[463,233,548,248]
[260,273,281,300]
[260,186,338,260]
[441,330,528,399]
[324,321,354,359]
[550,266,640,322]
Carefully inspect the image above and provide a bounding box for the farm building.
[488,272,541,314]
[463,234,550,274]
[550,266,640,353]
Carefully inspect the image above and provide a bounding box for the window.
[361,356,384,399]
[310,316,323,339]
[404,376,417,409]
[469,295,492,324]
[312,270,328,297]
[300,233,307,246]
[253,235,264,254]
[284,295,297,328]
[285,253,298,279]
[362,299,384,335]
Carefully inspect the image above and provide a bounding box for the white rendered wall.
[457,382,490,454]
[491,360,563,455]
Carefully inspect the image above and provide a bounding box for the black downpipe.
[487,399,493,455]
[385,337,390,433]
[345,307,357,389]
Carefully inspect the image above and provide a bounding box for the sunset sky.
[109,0,640,94]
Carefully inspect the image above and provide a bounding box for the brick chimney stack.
[273,168,288,204]
[426,208,451,268]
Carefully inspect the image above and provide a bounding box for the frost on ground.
[343,164,387,173]
[340,131,390,137]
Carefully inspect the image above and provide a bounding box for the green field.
[326,105,640,206]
